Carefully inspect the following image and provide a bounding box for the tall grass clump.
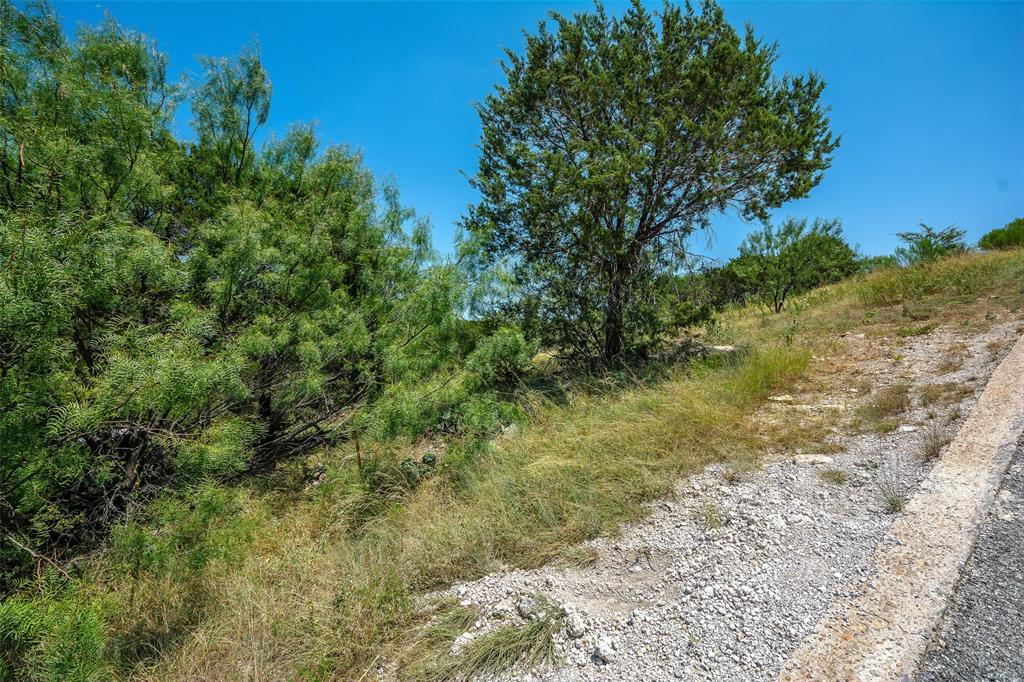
[409,603,564,681]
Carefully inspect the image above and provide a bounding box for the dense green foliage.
[893,223,967,266]
[857,254,899,273]
[462,0,838,365]
[0,2,525,591]
[734,217,858,312]
[978,217,1024,251]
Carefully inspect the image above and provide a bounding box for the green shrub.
[0,581,108,682]
[978,217,1024,250]
[894,223,967,266]
[464,327,536,389]
[858,254,898,273]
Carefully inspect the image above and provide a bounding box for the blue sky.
[52,1,1023,261]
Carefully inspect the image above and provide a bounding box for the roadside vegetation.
[2,1,1024,680]
[6,246,1021,682]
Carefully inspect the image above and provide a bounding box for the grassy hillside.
[4,249,1022,681]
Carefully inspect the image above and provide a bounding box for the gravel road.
[917,438,1024,682]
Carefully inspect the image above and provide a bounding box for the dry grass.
[901,304,936,322]
[857,383,912,432]
[133,345,808,680]
[896,323,937,338]
[985,337,1013,361]
[937,344,968,374]
[857,250,1024,310]
[873,458,909,513]
[396,599,479,679]
[406,603,564,681]
[819,468,849,485]
[760,411,845,454]
[557,546,600,568]
[920,425,951,461]
[919,382,973,407]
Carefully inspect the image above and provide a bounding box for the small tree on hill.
[735,217,857,313]
[894,223,967,266]
[462,0,839,365]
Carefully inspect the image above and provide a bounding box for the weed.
[919,382,972,407]
[696,501,725,529]
[396,600,478,679]
[986,338,1010,360]
[873,459,908,513]
[729,456,759,474]
[857,383,911,432]
[900,304,935,322]
[721,469,741,485]
[937,343,968,374]
[783,318,802,346]
[819,468,849,485]
[920,425,950,461]
[872,417,900,433]
[881,488,906,513]
[558,546,599,568]
[764,412,843,454]
[897,323,937,338]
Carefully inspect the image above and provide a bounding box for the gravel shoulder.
[425,319,1024,681]
[782,328,1024,679]
[917,439,1024,682]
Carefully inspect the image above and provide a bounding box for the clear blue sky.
[52,1,1023,261]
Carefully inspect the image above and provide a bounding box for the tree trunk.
[603,269,626,364]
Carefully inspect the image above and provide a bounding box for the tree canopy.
[735,217,858,313]
[462,0,839,364]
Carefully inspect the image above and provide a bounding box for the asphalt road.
[918,438,1024,682]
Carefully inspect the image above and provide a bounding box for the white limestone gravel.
[434,319,1024,681]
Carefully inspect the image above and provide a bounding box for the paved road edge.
[780,331,1024,681]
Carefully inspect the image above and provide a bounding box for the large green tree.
[462,0,838,364]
